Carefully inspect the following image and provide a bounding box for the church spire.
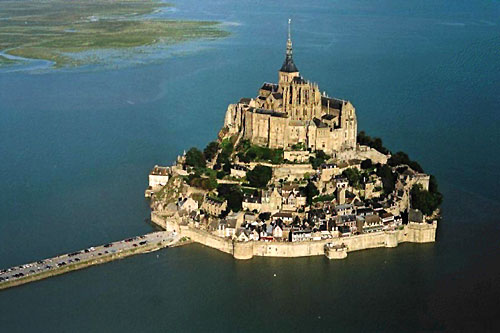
[280,18,299,73]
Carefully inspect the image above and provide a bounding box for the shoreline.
[151,212,437,260]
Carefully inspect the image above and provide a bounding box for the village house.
[201,196,228,216]
[177,197,199,213]
[148,165,170,190]
[289,229,312,242]
[360,214,383,233]
[242,193,261,212]
[230,164,249,178]
[236,229,250,242]
[337,215,357,234]
[272,225,284,239]
[335,203,354,216]
[272,211,294,224]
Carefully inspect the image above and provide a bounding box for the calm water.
[1,0,499,331]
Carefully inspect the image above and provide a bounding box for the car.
[98,253,102,256]
[104,244,112,248]
[74,258,80,262]
[84,249,90,253]
[133,244,138,247]
[139,241,147,245]
[29,270,35,273]
[45,265,52,269]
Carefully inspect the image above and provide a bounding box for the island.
[146,21,442,260]
[0,0,228,67]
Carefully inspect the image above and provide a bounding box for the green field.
[0,0,229,67]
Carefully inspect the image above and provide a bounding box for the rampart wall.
[151,213,437,260]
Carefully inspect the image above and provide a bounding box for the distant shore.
[0,0,229,68]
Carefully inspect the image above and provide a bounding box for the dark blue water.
[1,0,499,331]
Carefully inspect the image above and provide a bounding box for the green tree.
[376,164,396,194]
[429,175,439,193]
[357,131,390,154]
[217,184,243,212]
[185,147,206,168]
[342,168,362,188]
[203,141,219,161]
[246,165,272,188]
[360,159,373,170]
[388,151,424,173]
[410,184,442,215]
[304,181,319,205]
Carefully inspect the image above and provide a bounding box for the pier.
[0,231,181,291]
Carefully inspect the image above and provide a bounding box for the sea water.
[0,0,499,331]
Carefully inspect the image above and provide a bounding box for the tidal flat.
[0,0,229,67]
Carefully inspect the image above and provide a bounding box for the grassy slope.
[0,0,229,67]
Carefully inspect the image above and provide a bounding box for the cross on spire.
[288,18,291,41]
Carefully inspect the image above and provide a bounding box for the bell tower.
[278,19,300,86]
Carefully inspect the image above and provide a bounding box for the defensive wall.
[151,213,437,260]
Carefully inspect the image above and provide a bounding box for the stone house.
[177,197,198,213]
[290,229,312,242]
[335,203,354,216]
[230,164,248,178]
[272,211,293,224]
[242,194,261,212]
[360,215,383,233]
[148,165,170,190]
[201,197,227,217]
[272,225,284,239]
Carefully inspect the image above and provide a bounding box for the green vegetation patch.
[313,194,335,203]
[0,0,229,67]
[246,165,272,188]
[410,176,443,216]
[237,140,284,164]
[0,54,18,66]
[357,131,390,155]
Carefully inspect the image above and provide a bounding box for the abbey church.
[223,21,357,154]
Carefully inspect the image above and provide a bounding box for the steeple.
[280,19,299,73]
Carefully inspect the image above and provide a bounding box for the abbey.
[223,21,357,154]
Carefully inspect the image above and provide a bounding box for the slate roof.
[321,96,344,110]
[260,82,279,92]
[280,54,299,73]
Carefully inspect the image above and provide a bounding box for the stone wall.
[273,164,314,180]
[151,213,437,260]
